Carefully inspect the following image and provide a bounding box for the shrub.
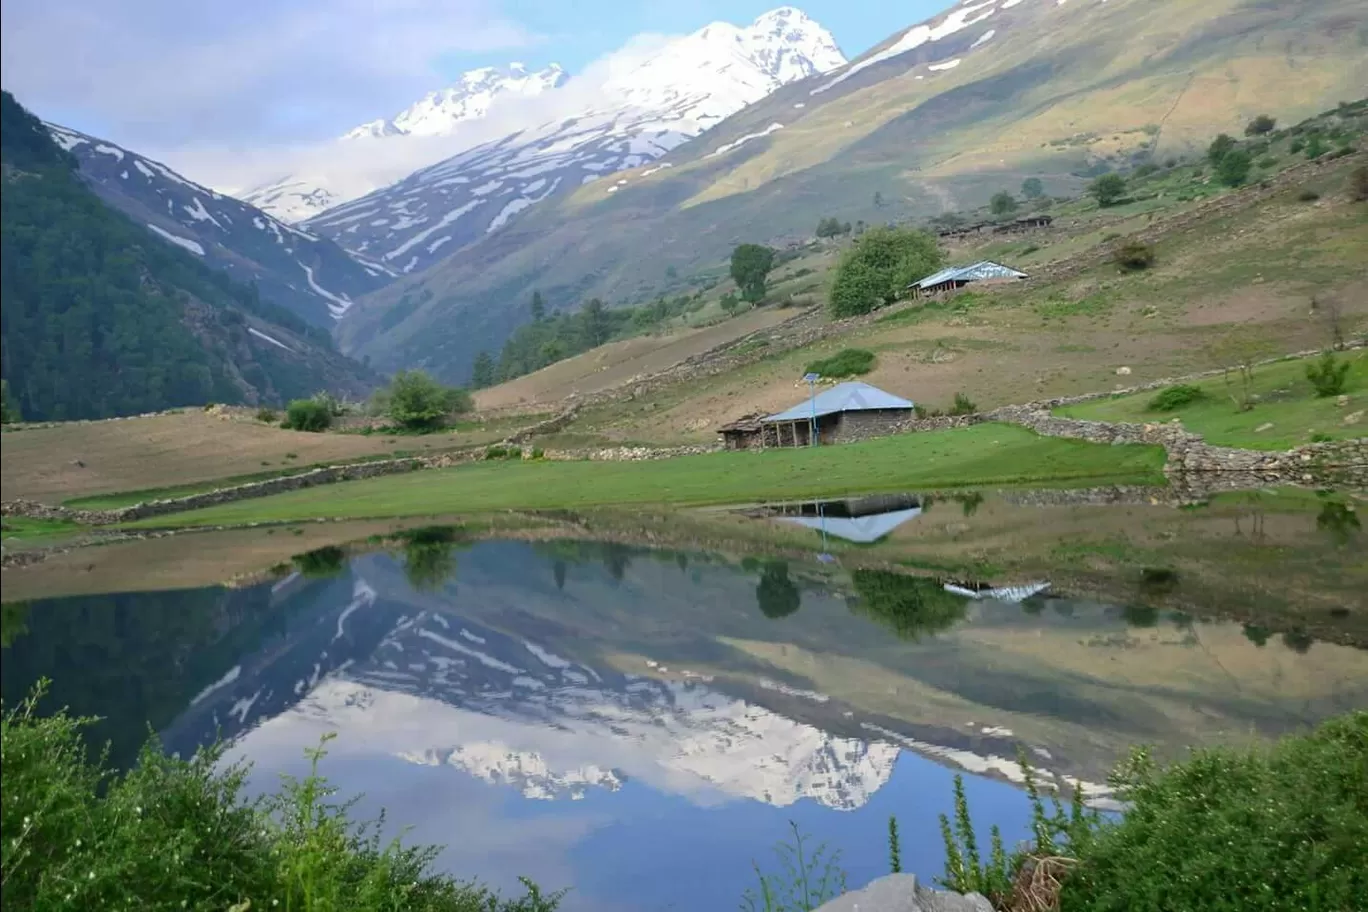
[1,685,563,912]
[829,226,942,317]
[1305,352,1351,397]
[1132,162,1161,179]
[1113,241,1155,272]
[1089,173,1127,207]
[255,407,278,423]
[1352,166,1368,203]
[1298,189,1321,202]
[283,398,332,432]
[950,392,977,415]
[1304,134,1328,159]
[1207,133,1237,165]
[1059,713,1368,911]
[386,370,472,431]
[1244,114,1277,136]
[990,191,1018,215]
[1147,384,1205,411]
[805,348,876,378]
[1216,149,1252,186]
[1289,137,1306,154]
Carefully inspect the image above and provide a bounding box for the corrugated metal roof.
[778,507,923,543]
[763,381,913,422]
[909,260,1027,289]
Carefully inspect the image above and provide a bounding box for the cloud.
[0,0,539,146]
[159,30,688,197]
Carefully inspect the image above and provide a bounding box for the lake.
[3,490,1365,910]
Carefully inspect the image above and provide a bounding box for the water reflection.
[4,533,1366,911]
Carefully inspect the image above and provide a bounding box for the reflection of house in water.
[944,581,1051,603]
[768,494,925,544]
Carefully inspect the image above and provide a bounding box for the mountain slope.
[337,0,1368,382]
[304,7,846,278]
[47,124,392,327]
[0,91,376,422]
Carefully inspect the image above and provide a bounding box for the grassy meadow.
[129,425,1166,529]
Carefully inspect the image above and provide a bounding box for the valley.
[2,1,1366,910]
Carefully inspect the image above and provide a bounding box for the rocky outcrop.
[813,875,993,912]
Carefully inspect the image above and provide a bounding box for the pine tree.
[470,351,496,389]
[530,290,546,322]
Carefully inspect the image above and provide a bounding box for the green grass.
[1057,352,1368,450]
[1,685,562,912]
[0,516,83,548]
[131,424,1167,529]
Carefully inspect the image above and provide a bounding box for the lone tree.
[1021,177,1045,199]
[530,290,546,322]
[815,216,844,238]
[386,369,472,431]
[990,191,1019,216]
[1244,115,1276,136]
[730,243,775,304]
[1216,149,1252,187]
[580,298,611,347]
[828,226,942,318]
[469,351,496,389]
[1207,133,1237,165]
[1089,173,1127,207]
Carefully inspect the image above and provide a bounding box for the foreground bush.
[1,685,562,912]
[1059,712,1368,911]
[829,227,942,317]
[1305,352,1351,398]
[931,712,1367,912]
[382,370,473,431]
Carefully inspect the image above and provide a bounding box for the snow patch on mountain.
[812,0,996,94]
[146,223,205,256]
[302,7,846,275]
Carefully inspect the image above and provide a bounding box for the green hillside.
[340,0,1368,382]
[0,91,376,422]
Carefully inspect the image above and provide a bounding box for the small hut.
[907,261,1027,299]
[718,413,765,450]
[760,381,914,447]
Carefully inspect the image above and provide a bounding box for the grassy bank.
[1057,351,1367,450]
[1,685,561,912]
[130,425,1167,529]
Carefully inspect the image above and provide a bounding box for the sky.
[0,1,944,148]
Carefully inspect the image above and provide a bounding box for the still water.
[4,494,1365,910]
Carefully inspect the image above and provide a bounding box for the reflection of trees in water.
[1281,630,1315,655]
[292,545,347,578]
[755,561,800,619]
[0,586,286,770]
[849,569,967,640]
[1123,605,1161,627]
[1,601,30,648]
[1316,500,1361,548]
[396,527,464,592]
[953,491,985,517]
[553,560,567,591]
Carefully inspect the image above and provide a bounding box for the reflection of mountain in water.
[165,566,900,810]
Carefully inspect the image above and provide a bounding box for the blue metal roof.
[909,260,1027,289]
[764,381,913,422]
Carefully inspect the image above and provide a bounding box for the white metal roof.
[909,261,1027,290]
[763,381,913,423]
[777,507,923,543]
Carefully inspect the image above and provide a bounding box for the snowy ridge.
[284,7,845,275]
[47,123,389,325]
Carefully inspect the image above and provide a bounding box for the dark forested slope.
[0,91,375,422]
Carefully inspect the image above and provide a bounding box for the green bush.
[1297,189,1321,202]
[828,226,942,317]
[283,398,333,432]
[1216,149,1252,186]
[805,348,876,378]
[1113,242,1155,272]
[255,407,279,423]
[1352,166,1368,203]
[1059,713,1368,911]
[385,370,472,431]
[1,685,563,912]
[950,392,978,415]
[1147,384,1205,411]
[1089,174,1127,207]
[1305,352,1351,397]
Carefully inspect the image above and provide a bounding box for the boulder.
[812,874,994,912]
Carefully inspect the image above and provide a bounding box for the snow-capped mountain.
[344,63,570,140]
[47,123,393,325]
[290,7,843,275]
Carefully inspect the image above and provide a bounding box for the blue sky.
[0,0,946,152]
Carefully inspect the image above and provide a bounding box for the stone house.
[720,381,915,448]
